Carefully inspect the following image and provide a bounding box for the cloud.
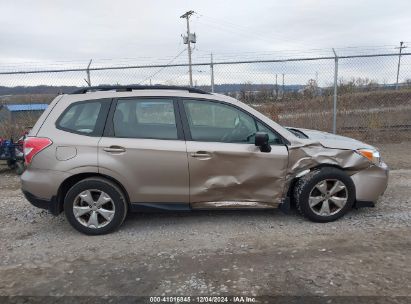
[0,0,409,86]
[0,0,409,63]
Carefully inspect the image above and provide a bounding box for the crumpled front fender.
[283,142,373,198]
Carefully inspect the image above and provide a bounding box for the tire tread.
[64,177,128,235]
[293,167,355,222]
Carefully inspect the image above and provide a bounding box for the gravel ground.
[0,142,410,299]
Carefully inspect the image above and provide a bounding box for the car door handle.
[103,146,126,153]
[190,151,211,158]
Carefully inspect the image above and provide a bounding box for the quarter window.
[113,99,178,140]
[57,101,104,135]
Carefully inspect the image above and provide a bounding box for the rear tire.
[293,167,355,222]
[64,177,127,235]
[7,159,16,169]
[15,161,25,175]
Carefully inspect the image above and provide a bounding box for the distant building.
[0,103,48,126]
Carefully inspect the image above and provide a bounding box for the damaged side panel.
[288,143,370,174]
[284,142,373,195]
[193,201,278,209]
[188,140,373,209]
[187,141,289,208]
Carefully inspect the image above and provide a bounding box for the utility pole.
[275,74,278,100]
[210,53,215,93]
[332,48,339,134]
[84,59,92,87]
[395,41,407,90]
[180,10,195,87]
[282,73,285,99]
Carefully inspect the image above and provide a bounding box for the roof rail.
[71,85,210,95]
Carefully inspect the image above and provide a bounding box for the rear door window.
[113,99,178,140]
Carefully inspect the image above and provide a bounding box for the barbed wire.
[1,44,409,72]
[0,50,410,143]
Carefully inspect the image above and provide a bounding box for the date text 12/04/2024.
[149,296,256,303]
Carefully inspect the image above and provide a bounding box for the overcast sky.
[0,0,410,65]
[0,0,410,87]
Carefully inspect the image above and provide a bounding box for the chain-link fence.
[0,51,410,143]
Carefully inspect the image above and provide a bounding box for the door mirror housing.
[255,132,271,152]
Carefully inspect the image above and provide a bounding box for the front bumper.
[351,161,389,203]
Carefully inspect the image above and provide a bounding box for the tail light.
[23,137,52,165]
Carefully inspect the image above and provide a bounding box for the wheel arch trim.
[285,164,355,199]
[56,172,130,214]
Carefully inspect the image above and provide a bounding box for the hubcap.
[308,179,348,216]
[73,189,115,229]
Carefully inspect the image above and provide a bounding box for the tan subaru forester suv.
[21,85,388,235]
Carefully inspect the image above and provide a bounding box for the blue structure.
[5,104,48,112]
[0,103,49,124]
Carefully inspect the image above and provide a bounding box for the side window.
[184,100,257,143]
[57,101,105,135]
[113,99,178,140]
[256,121,282,144]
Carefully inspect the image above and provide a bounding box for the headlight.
[357,149,381,165]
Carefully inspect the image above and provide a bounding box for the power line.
[196,14,300,46]
[138,49,186,85]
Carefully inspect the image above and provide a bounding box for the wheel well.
[286,164,346,201]
[311,164,344,171]
[56,173,130,214]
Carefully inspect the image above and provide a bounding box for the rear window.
[56,100,109,136]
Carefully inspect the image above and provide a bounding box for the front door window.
[183,100,281,144]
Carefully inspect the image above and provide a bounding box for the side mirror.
[255,132,271,152]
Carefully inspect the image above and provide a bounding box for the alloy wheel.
[308,179,348,216]
[72,189,115,229]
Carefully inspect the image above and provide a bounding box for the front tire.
[294,168,355,222]
[64,177,127,235]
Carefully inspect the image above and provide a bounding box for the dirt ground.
[0,142,410,300]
